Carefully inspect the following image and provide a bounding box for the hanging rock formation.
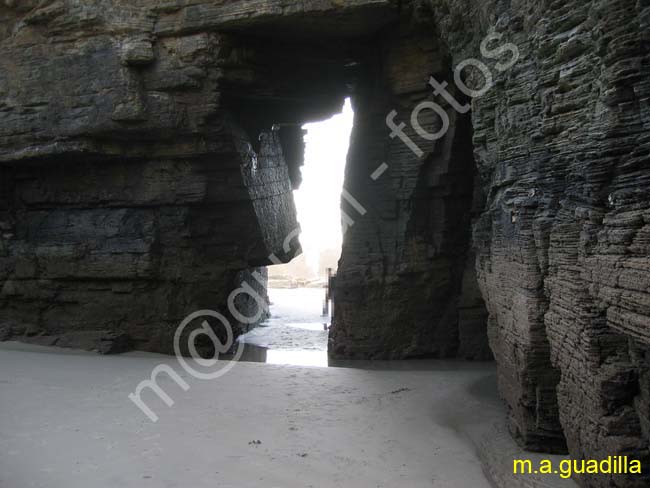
[0,1,649,487]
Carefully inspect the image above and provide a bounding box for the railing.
[322,268,336,328]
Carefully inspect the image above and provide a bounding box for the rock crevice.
[1,2,649,486]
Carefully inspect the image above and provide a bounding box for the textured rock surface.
[333,0,650,484]
[0,0,332,352]
[0,0,396,355]
[424,1,650,486]
[330,23,491,360]
[1,1,649,486]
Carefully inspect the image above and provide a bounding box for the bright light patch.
[293,98,354,273]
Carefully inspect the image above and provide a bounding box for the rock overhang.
[152,0,400,40]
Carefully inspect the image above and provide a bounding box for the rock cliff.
[0,1,649,486]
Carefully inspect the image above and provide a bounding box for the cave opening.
[279,98,354,282]
[5,3,649,484]
[239,98,354,367]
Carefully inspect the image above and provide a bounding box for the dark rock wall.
[0,1,388,353]
[1,2,649,486]
[330,18,490,360]
[420,0,650,485]
[335,0,650,484]
[0,143,291,352]
[0,3,312,352]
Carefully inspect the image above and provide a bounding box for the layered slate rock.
[0,0,342,352]
[330,17,491,360]
[1,2,650,487]
[0,0,400,354]
[333,0,650,485]
[429,0,650,485]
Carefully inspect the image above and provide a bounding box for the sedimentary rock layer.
[0,2,649,487]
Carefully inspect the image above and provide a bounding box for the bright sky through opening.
[294,98,354,272]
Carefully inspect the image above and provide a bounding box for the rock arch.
[1,2,649,486]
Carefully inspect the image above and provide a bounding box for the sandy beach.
[0,341,498,488]
[0,341,580,488]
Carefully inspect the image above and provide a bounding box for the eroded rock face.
[332,0,650,483]
[0,1,325,352]
[0,0,397,355]
[430,0,650,485]
[330,21,491,360]
[1,1,649,486]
